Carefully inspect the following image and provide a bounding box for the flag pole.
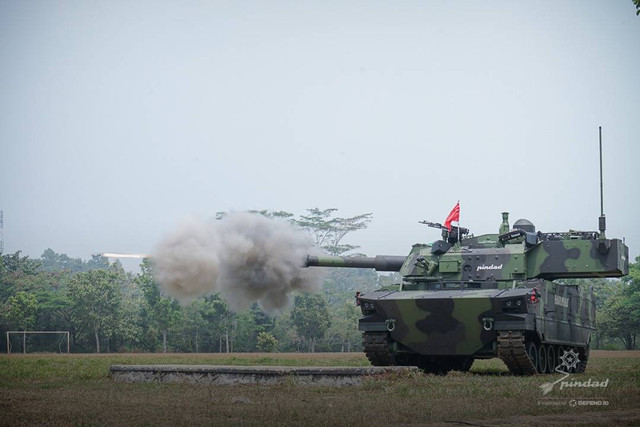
[457,200,460,243]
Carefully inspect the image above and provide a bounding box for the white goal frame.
[6,331,70,354]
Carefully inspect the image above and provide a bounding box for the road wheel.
[538,344,547,374]
[546,345,557,373]
[526,341,539,372]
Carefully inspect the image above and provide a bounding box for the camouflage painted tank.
[305,213,629,375]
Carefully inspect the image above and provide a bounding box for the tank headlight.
[502,298,524,311]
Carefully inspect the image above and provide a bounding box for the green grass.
[0,353,368,384]
[1,351,639,426]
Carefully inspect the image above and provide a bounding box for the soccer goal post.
[6,331,70,354]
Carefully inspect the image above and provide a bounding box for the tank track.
[497,331,537,376]
[363,332,474,374]
[364,330,584,376]
[362,332,395,366]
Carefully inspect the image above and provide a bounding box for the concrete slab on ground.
[110,364,419,386]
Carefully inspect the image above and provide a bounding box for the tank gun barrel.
[305,255,405,272]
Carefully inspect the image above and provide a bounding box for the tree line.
[0,209,384,354]
[1,208,639,353]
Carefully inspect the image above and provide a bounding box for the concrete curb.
[110,365,419,386]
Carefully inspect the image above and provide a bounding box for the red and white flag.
[443,202,460,231]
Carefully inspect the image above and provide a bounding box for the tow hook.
[482,317,494,331]
[385,318,396,332]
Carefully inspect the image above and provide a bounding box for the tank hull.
[358,280,595,374]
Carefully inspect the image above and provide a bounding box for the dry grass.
[589,350,640,358]
[1,352,639,426]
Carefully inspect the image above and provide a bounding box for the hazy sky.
[1,1,639,269]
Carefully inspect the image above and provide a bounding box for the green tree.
[325,302,360,352]
[40,248,81,272]
[199,295,235,352]
[271,308,298,352]
[51,288,86,351]
[295,208,372,256]
[323,268,380,307]
[32,286,74,348]
[232,304,275,352]
[178,300,207,352]
[256,332,278,352]
[291,293,331,352]
[598,295,639,349]
[113,294,145,352]
[137,259,181,353]
[0,251,77,352]
[40,249,109,273]
[5,291,38,353]
[1,251,41,276]
[215,207,372,256]
[624,255,640,288]
[598,256,640,349]
[66,269,123,353]
[633,0,640,16]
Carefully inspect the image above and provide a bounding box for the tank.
[305,213,629,375]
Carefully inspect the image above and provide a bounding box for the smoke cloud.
[152,212,324,313]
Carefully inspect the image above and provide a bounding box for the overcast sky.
[1,0,639,270]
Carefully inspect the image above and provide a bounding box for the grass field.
[1,351,639,426]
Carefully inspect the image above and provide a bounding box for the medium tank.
[305,213,629,375]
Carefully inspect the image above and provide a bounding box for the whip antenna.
[599,126,606,238]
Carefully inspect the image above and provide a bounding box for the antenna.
[598,127,606,238]
[0,210,3,254]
